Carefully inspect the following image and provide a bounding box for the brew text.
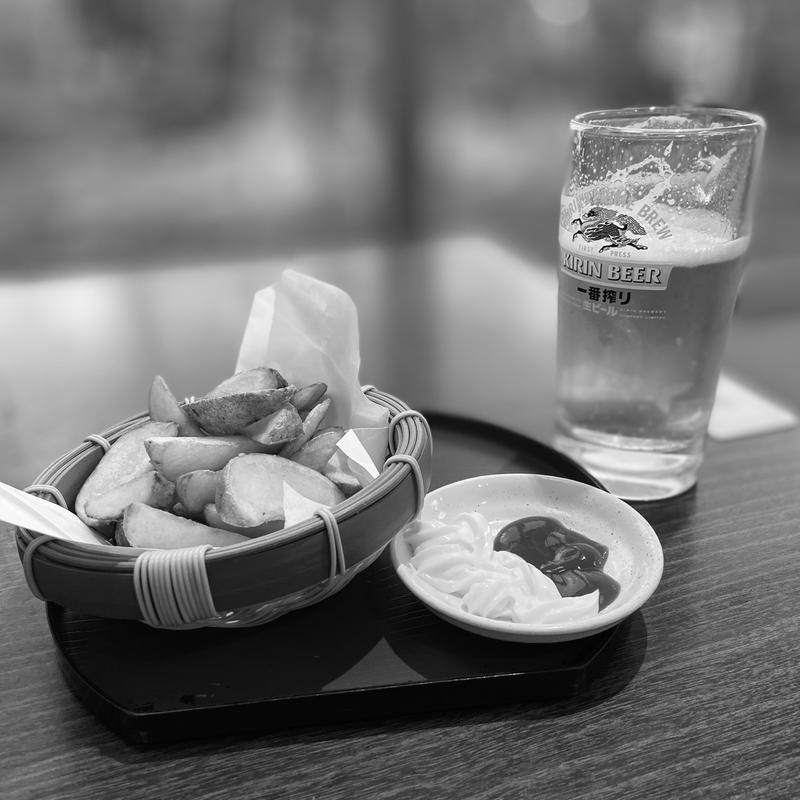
[636,204,673,239]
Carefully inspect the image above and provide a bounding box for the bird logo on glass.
[571,206,648,254]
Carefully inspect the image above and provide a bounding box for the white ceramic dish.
[390,473,663,643]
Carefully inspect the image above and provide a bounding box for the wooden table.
[2,238,798,800]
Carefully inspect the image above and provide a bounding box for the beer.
[555,205,750,499]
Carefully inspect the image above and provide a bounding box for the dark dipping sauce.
[493,516,621,610]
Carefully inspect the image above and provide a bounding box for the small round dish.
[390,473,663,643]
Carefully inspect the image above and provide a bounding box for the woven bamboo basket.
[15,387,432,629]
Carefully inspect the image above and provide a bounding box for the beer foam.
[622,114,728,132]
[635,227,748,267]
[626,114,696,130]
[561,204,749,268]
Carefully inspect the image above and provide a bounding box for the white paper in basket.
[0,481,107,545]
[235,269,389,472]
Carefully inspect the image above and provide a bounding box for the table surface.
[1,237,799,800]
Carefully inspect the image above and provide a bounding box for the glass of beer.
[555,107,765,501]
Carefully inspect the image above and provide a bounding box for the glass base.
[553,434,700,502]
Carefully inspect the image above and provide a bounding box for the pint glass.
[555,107,765,501]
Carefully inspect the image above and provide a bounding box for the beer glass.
[555,107,765,501]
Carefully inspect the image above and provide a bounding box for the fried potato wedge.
[117,502,250,548]
[148,375,203,436]
[289,382,327,414]
[171,502,192,518]
[203,503,280,538]
[75,420,179,530]
[205,367,287,398]
[217,453,344,528]
[242,403,303,447]
[323,469,362,497]
[279,397,332,457]
[322,449,364,497]
[84,469,175,522]
[145,435,268,482]
[175,469,220,516]
[289,426,344,472]
[183,387,296,435]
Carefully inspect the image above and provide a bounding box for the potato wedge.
[217,453,344,528]
[117,502,249,548]
[203,503,280,538]
[183,387,296,435]
[322,449,365,497]
[75,420,178,530]
[148,375,203,436]
[279,397,332,458]
[171,502,192,518]
[289,426,344,472]
[175,469,220,516]
[323,468,362,498]
[205,367,287,398]
[84,470,175,522]
[289,382,327,414]
[145,435,268,482]
[242,403,303,447]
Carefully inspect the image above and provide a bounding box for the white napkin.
[709,373,798,441]
[335,429,381,488]
[236,269,389,434]
[0,482,108,545]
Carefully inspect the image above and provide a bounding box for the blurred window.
[0,0,795,281]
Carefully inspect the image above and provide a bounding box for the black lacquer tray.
[47,412,621,744]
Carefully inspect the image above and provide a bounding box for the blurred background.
[0,0,797,312]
